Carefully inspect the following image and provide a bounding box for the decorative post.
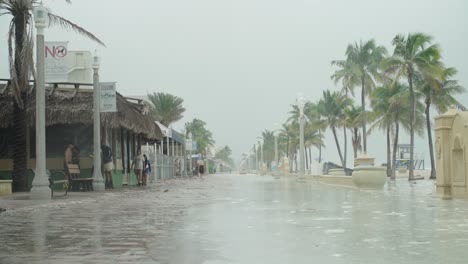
[31,4,50,199]
[297,93,306,179]
[92,54,105,191]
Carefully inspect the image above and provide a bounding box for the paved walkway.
[1,175,468,264]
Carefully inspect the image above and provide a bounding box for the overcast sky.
[1,0,467,166]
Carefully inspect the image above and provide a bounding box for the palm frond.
[48,13,105,47]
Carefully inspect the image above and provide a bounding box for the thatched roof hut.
[0,88,162,140]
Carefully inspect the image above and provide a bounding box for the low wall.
[305,175,354,187]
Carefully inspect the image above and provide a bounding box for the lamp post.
[92,54,105,191]
[188,132,192,177]
[31,3,50,199]
[296,93,306,179]
[274,123,279,173]
[257,138,263,175]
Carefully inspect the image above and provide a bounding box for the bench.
[32,169,69,198]
[67,164,94,192]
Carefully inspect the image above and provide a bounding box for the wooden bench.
[67,164,94,192]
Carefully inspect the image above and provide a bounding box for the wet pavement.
[1,174,468,264]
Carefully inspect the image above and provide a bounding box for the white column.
[30,16,49,199]
[92,55,105,191]
[299,114,305,178]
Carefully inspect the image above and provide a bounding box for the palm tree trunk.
[386,124,391,177]
[12,100,28,192]
[332,126,345,167]
[343,126,347,169]
[12,13,29,192]
[305,146,309,170]
[353,128,359,159]
[408,73,415,180]
[361,77,367,154]
[391,121,399,180]
[426,101,436,179]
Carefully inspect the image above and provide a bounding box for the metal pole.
[255,144,258,173]
[92,55,105,191]
[31,14,49,199]
[260,141,264,173]
[299,114,305,178]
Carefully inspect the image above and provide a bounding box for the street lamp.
[296,93,306,179]
[92,53,105,191]
[31,3,50,199]
[188,132,192,177]
[257,137,264,175]
[273,123,280,172]
[254,143,258,173]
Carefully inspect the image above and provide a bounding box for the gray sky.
[1,0,467,166]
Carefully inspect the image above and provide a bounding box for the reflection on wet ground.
[1,175,468,264]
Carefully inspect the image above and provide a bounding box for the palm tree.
[388,33,443,180]
[1,0,104,191]
[147,92,186,127]
[344,105,362,159]
[416,67,465,179]
[318,90,348,168]
[185,118,215,156]
[369,82,425,179]
[261,130,275,169]
[333,39,387,155]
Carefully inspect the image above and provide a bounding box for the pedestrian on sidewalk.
[132,149,143,186]
[63,144,74,179]
[198,158,205,178]
[143,154,151,186]
[102,145,114,189]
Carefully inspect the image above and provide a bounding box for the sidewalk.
[0,179,187,213]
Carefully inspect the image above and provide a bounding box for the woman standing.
[143,154,151,186]
[132,149,143,186]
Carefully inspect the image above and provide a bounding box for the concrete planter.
[0,180,13,196]
[352,166,387,189]
[328,169,346,176]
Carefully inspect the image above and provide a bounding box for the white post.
[92,55,105,191]
[31,4,50,199]
[297,94,306,179]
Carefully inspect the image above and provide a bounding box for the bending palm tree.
[1,0,104,191]
[318,90,348,168]
[388,33,443,180]
[333,39,386,155]
[147,92,186,127]
[416,67,465,179]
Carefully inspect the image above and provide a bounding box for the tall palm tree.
[318,90,348,168]
[416,67,465,179]
[333,40,386,155]
[147,92,186,127]
[388,33,443,180]
[185,118,214,156]
[1,0,104,191]
[369,82,425,179]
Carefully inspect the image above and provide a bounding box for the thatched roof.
[0,88,163,140]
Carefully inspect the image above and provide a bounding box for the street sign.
[100,82,117,112]
[45,41,68,82]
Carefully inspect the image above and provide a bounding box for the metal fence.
[144,145,190,182]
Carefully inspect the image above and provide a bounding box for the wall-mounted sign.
[100,82,117,112]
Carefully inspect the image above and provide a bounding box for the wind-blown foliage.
[1,0,104,191]
[147,92,186,127]
[185,118,214,156]
[387,32,443,180]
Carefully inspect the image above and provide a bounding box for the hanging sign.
[100,82,117,112]
[186,139,193,151]
[45,41,68,82]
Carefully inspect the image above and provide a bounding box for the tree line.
[256,33,465,180]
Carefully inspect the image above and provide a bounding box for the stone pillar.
[435,108,458,200]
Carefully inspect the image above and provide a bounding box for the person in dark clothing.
[143,154,151,186]
[101,145,114,189]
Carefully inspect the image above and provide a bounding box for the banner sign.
[100,82,117,112]
[45,41,68,82]
[186,139,193,151]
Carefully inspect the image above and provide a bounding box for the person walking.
[198,158,205,178]
[102,145,114,189]
[132,149,144,186]
[143,154,151,186]
[63,144,74,179]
